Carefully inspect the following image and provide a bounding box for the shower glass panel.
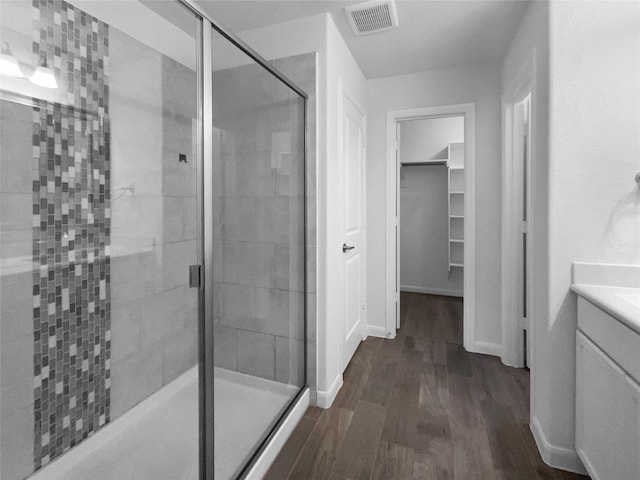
[0,1,201,479]
[210,26,307,480]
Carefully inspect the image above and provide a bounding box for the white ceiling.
[195,0,530,79]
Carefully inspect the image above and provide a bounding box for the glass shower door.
[208,25,307,480]
[0,1,202,479]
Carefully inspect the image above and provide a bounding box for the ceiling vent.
[345,0,399,35]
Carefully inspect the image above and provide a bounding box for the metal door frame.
[175,1,309,478]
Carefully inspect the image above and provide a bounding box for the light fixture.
[30,54,58,89]
[0,42,24,78]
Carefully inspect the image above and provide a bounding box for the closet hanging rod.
[400,161,447,166]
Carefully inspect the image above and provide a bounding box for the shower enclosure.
[0,1,308,479]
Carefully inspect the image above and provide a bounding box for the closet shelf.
[447,142,465,272]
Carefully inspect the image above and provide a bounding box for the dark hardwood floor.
[265,292,589,480]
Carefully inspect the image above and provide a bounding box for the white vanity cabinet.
[576,297,640,480]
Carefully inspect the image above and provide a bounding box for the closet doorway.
[385,104,477,352]
[399,116,464,341]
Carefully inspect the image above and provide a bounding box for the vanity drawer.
[578,297,640,381]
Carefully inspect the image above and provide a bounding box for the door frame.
[183,0,311,478]
[384,103,476,351]
[338,78,368,370]
[501,51,535,368]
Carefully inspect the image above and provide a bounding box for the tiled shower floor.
[31,367,293,480]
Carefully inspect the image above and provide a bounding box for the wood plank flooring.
[265,292,589,480]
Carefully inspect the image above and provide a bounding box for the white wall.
[551,0,639,470]
[238,13,367,406]
[502,1,640,473]
[400,116,464,163]
[500,0,555,465]
[366,64,503,348]
[399,117,464,296]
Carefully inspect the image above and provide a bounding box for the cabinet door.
[576,331,628,479]
[626,376,640,478]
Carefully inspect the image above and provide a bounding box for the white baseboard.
[366,325,390,338]
[530,416,588,475]
[316,374,343,409]
[245,388,310,480]
[465,340,502,357]
[400,285,463,298]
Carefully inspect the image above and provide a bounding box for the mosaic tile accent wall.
[31,0,111,469]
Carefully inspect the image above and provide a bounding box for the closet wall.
[399,116,464,297]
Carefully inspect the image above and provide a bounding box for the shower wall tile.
[306,196,317,246]
[108,31,198,424]
[237,152,276,197]
[139,287,185,348]
[256,197,290,244]
[0,193,33,232]
[213,154,237,197]
[109,141,163,197]
[0,273,33,344]
[226,197,257,241]
[161,240,196,291]
[306,293,317,344]
[275,337,304,386]
[221,283,256,325]
[255,287,290,337]
[255,288,305,340]
[184,288,198,329]
[212,52,317,393]
[109,99,163,146]
[163,196,186,243]
[163,115,193,155]
[0,231,32,260]
[0,101,33,194]
[183,197,197,241]
[213,241,238,283]
[237,330,275,380]
[214,325,238,371]
[31,0,111,469]
[307,246,317,294]
[0,402,33,480]
[110,33,162,105]
[163,149,196,197]
[110,253,159,304]
[110,344,163,419]
[1,335,34,421]
[213,282,221,322]
[109,303,141,363]
[236,242,275,288]
[162,326,197,384]
[0,97,34,480]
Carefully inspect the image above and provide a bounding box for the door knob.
[343,243,355,253]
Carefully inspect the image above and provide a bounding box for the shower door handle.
[343,243,355,253]
[189,264,202,289]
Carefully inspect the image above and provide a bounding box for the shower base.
[28,367,298,480]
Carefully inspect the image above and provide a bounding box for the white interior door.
[341,90,366,372]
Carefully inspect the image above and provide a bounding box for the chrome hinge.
[189,264,202,289]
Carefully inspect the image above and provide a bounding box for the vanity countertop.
[571,283,640,334]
